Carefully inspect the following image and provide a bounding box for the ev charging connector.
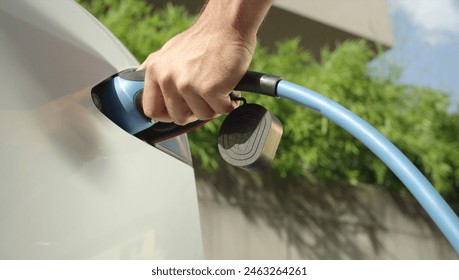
[91,68,459,253]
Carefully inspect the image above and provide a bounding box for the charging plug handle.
[234,71,281,97]
[120,69,282,102]
[116,69,282,147]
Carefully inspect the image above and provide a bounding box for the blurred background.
[77,0,459,259]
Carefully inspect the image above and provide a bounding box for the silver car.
[0,0,202,259]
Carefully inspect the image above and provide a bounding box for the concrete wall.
[195,163,458,259]
[273,0,393,47]
[152,0,393,58]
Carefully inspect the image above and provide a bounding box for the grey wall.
[195,163,458,259]
[151,0,392,59]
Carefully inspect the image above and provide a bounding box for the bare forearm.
[199,0,272,48]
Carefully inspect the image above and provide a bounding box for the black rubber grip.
[234,71,281,97]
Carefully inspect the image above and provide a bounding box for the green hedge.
[77,0,459,201]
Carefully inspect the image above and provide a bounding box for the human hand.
[138,20,254,125]
[138,0,271,125]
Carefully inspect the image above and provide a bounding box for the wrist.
[198,0,272,48]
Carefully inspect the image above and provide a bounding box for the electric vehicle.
[0,0,203,259]
[2,0,458,259]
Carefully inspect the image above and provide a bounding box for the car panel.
[0,0,202,259]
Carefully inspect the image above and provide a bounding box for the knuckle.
[173,116,189,126]
[196,111,218,120]
[221,104,235,114]
[143,107,156,119]
[200,84,219,98]
[199,85,235,114]
[177,80,194,94]
[159,73,174,90]
[145,54,153,62]
[143,105,165,120]
[145,54,156,68]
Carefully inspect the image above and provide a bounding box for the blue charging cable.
[276,80,459,254]
[95,69,459,254]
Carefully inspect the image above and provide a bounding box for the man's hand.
[138,0,272,125]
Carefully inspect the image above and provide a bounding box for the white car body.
[0,0,203,259]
